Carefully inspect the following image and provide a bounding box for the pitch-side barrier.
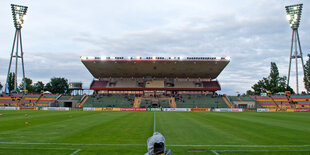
[0,107,309,112]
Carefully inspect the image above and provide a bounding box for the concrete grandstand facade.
[81,56,230,94]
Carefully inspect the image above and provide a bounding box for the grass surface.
[0,110,309,154]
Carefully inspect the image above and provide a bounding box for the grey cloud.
[74,10,309,94]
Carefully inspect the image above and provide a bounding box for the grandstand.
[253,94,310,109]
[81,56,230,108]
[176,95,228,108]
[83,95,133,108]
[0,93,59,107]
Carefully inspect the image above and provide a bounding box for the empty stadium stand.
[83,95,133,108]
[0,93,58,107]
[0,94,22,106]
[252,95,310,109]
[176,95,228,108]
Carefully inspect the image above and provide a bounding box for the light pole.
[285,4,304,94]
[5,4,28,93]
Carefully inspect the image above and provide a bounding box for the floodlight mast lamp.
[285,4,305,94]
[5,4,28,93]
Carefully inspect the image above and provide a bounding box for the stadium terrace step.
[169,97,176,108]
[133,97,142,108]
[18,95,27,107]
[78,95,89,107]
[223,95,232,108]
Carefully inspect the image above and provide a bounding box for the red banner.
[294,108,310,112]
[191,108,210,112]
[120,108,147,111]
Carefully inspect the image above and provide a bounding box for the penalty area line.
[70,149,82,155]
[211,150,220,155]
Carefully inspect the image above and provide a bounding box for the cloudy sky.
[0,0,309,95]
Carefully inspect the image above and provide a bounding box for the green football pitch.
[0,110,309,155]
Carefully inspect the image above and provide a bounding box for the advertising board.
[162,108,191,111]
[0,107,19,110]
[257,108,269,112]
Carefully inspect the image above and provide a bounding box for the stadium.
[0,1,310,155]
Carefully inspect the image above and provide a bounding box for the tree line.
[247,56,310,95]
[4,73,69,94]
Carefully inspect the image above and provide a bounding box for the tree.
[7,72,15,92]
[0,82,2,92]
[246,90,254,95]
[304,54,310,93]
[251,62,294,95]
[19,77,34,93]
[33,81,44,93]
[45,77,68,94]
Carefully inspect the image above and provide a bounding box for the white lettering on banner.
[163,108,191,111]
[43,107,70,111]
[215,108,243,112]
[83,107,95,111]
[257,108,269,112]
[0,107,19,110]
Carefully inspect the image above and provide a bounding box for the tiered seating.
[145,80,164,88]
[114,81,137,88]
[37,94,58,107]
[83,95,133,108]
[174,81,195,88]
[159,100,170,108]
[176,95,228,108]
[203,81,221,89]
[22,94,40,107]
[90,81,108,89]
[239,96,254,101]
[72,95,83,100]
[58,95,71,100]
[289,95,310,108]
[253,95,310,108]
[253,96,278,108]
[0,94,22,106]
[228,96,240,102]
[140,100,150,108]
[253,95,291,108]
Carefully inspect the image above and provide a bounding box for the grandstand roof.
[81,56,230,79]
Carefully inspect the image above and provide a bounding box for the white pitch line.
[0,142,145,146]
[216,150,310,152]
[167,144,310,147]
[0,142,309,147]
[0,146,76,150]
[211,150,220,155]
[70,149,81,155]
[153,112,156,133]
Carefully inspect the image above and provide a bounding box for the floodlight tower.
[5,4,28,93]
[285,4,304,94]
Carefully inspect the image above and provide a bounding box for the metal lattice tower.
[285,4,304,94]
[5,4,28,93]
